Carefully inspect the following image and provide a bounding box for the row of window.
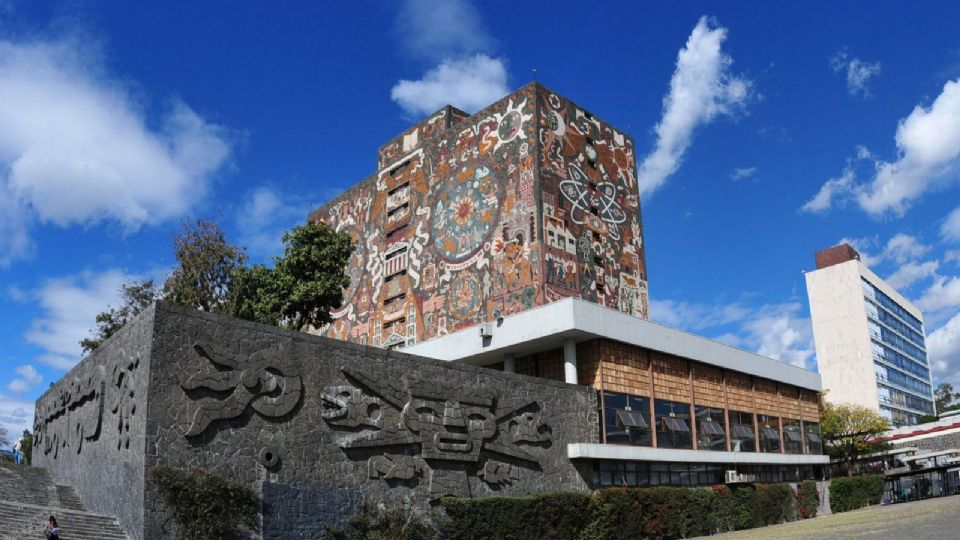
[873,341,930,379]
[874,362,932,396]
[862,278,923,332]
[871,302,926,348]
[880,406,922,427]
[877,325,927,365]
[877,384,935,415]
[593,461,822,488]
[602,392,823,455]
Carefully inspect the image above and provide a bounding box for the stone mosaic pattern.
[34,309,154,540]
[35,303,597,538]
[310,82,648,349]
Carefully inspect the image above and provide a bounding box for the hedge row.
[829,475,884,513]
[150,466,260,540]
[438,482,818,540]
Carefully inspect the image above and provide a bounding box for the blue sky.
[2,0,960,442]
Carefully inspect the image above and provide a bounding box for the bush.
[324,500,437,540]
[441,492,591,540]
[830,475,884,513]
[149,466,259,540]
[750,483,797,526]
[797,481,818,519]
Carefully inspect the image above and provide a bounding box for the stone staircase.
[0,461,127,540]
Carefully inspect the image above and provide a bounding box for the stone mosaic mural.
[311,83,648,349]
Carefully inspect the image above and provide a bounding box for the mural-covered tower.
[310,82,648,348]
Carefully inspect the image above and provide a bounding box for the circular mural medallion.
[448,273,481,321]
[431,163,501,262]
[498,110,522,142]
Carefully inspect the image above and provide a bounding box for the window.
[758,415,781,453]
[385,247,408,278]
[383,292,406,309]
[783,419,802,454]
[804,422,822,455]
[386,224,408,244]
[695,406,726,451]
[655,399,692,449]
[388,160,411,177]
[382,317,405,334]
[729,410,755,452]
[602,392,652,447]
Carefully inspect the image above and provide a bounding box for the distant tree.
[228,220,353,331]
[821,402,892,476]
[20,430,32,465]
[163,218,247,313]
[934,382,960,414]
[273,220,353,331]
[80,279,160,354]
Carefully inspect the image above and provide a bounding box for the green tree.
[20,430,32,465]
[934,382,960,414]
[821,402,891,476]
[81,279,160,354]
[163,218,247,313]
[273,220,353,330]
[228,220,353,331]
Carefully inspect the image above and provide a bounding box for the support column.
[563,338,578,384]
[503,354,515,373]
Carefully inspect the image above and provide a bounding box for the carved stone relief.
[322,365,553,499]
[35,366,105,457]
[180,343,304,437]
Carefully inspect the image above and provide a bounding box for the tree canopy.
[934,382,960,414]
[82,218,353,353]
[80,279,160,354]
[820,401,891,476]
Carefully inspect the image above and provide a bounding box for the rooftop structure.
[805,243,935,426]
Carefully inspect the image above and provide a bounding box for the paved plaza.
[705,495,960,539]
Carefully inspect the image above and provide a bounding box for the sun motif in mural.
[431,163,501,262]
[448,273,481,321]
[491,98,534,153]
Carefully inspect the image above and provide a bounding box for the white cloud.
[728,166,757,181]
[885,260,939,290]
[914,275,960,316]
[928,312,960,388]
[638,16,751,198]
[856,79,960,216]
[651,298,814,369]
[395,0,494,63]
[831,50,881,97]
[837,233,929,269]
[0,36,232,265]
[391,54,509,117]
[25,269,135,371]
[941,206,960,242]
[802,167,854,213]
[235,187,315,260]
[0,393,33,446]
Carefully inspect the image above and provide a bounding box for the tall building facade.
[310,82,648,348]
[805,244,935,426]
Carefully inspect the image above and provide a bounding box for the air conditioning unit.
[479,322,494,338]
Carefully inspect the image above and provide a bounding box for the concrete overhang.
[406,298,822,392]
[568,443,831,466]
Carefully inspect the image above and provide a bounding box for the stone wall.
[892,430,960,453]
[33,308,153,540]
[36,303,595,539]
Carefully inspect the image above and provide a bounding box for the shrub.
[750,483,797,526]
[830,475,884,513]
[797,481,818,519]
[441,492,591,540]
[149,466,259,540]
[324,500,437,540]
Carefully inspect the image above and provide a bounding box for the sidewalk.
[702,495,960,539]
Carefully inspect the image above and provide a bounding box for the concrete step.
[0,500,127,540]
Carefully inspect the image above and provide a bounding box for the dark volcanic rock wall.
[33,308,153,540]
[142,303,597,538]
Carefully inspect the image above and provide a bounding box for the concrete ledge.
[568,443,831,465]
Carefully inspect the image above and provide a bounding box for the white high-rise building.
[805,244,935,427]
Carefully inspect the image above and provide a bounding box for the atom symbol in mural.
[559,164,626,239]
